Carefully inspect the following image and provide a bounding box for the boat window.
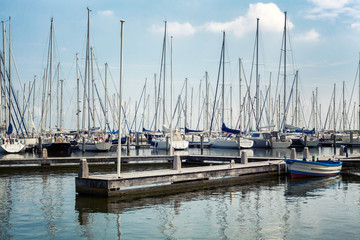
[252,133,260,138]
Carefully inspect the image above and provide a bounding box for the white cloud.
[295,29,320,42]
[306,0,360,19]
[150,3,292,38]
[308,0,350,9]
[202,3,292,37]
[150,22,196,37]
[97,10,114,17]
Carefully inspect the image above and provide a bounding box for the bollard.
[42,148,48,159]
[82,136,86,154]
[38,137,43,154]
[135,132,139,149]
[240,151,248,164]
[303,147,309,160]
[127,136,130,155]
[173,155,181,170]
[339,145,345,156]
[166,136,169,152]
[78,159,89,178]
[290,148,297,159]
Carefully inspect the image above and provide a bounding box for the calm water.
[1,147,360,239]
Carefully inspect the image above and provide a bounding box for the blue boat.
[285,157,342,178]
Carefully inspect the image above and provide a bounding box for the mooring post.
[200,135,204,155]
[78,159,89,178]
[304,135,308,147]
[278,164,281,175]
[166,136,169,152]
[42,148,48,159]
[350,131,354,143]
[127,136,130,156]
[38,136,43,155]
[82,136,86,154]
[339,145,345,156]
[237,135,241,150]
[333,134,336,155]
[240,151,248,164]
[135,132,139,149]
[173,155,181,170]
[290,148,296,159]
[230,159,235,168]
[303,147,309,160]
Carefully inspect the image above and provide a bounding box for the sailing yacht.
[0,137,25,153]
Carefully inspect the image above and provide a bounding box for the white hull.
[78,141,112,151]
[0,139,26,153]
[152,138,189,150]
[210,137,253,149]
[271,140,292,149]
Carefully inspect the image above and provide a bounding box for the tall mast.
[91,47,95,128]
[60,79,63,130]
[221,31,225,134]
[32,75,36,133]
[185,77,187,129]
[49,17,53,131]
[82,8,91,131]
[105,63,108,131]
[8,16,11,132]
[205,71,209,130]
[358,54,360,130]
[76,53,80,133]
[170,35,173,152]
[2,21,7,127]
[295,70,298,126]
[162,21,167,127]
[117,19,125,177]
[334,83,336,131]
[255,18,260,131]
[239,58,242,132]
[283,12,287,127]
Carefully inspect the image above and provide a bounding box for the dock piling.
[303,147,309,159]
[78,159,89,178]
[173,155,181,170]
[200,135,204,155]
[240,151,248,164]
[290,148,296,159]
[127,136,130,155]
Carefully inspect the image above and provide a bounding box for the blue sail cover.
[185,127,204,134]
[221,123,241,135]
[295,128,316,134]
[7,123,13,135]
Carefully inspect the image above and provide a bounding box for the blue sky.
[1,0,360,131]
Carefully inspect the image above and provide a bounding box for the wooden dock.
[75,157,285,197]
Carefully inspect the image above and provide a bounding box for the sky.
[1,0,360,132]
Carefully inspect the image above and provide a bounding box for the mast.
[76,53,80,133]
[334,83,336,131]
[185,77,187,129]
[162,21,167,127]
[82,8,91,132]
[295,70,298,126]
[170,35,173,153]
[358,54,360,130]
[8,16,11,133]
[221,31,225,134]
[205,71,209,130]
[117,19,125,177]
[49,17,53,132]
[32,75,36,133]
[105,63,108,131]
[255,18,260,131]
[91,47,95,128]
[239,58,242,132]
[2,21,7,128]
[283,12,287,126]
[60,79,63,130]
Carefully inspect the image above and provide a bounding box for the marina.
[3,0,360,238]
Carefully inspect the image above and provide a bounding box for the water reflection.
[285,175,342,198]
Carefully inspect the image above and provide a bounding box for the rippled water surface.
[1,147,360,239]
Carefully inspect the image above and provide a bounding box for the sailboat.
[208,32,253,149]
[0,18,25,154]
[78,8,112,152]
